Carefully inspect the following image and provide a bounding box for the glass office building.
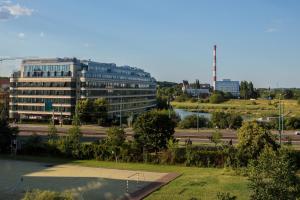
[9,58,156,120]
[215,79,240,97]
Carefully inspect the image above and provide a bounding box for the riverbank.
[171,99,300,118]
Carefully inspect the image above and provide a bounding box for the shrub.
[285,117,300,130]
[22,189,73,200]
[22,134,46,155]
[209,93,225,104]
[248,147,300,200]
[237,122,279,166]
[0,119,18,153]
[178,114,209,129]
[216,192,237,200]
[211,112,243,129]
[209,130,222,146]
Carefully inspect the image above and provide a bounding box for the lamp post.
[278,94,286,145]
[119,96,122,128]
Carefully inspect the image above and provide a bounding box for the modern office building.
[215,79,240,97]
[9,58,156,120]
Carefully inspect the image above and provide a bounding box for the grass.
[172,99,300,118]
[1,155,250,200]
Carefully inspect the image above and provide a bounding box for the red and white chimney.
[213,45,217,90]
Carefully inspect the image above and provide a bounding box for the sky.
[0,0,300,88]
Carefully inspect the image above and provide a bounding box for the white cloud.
[40,32,45,37]
[265,28,278,33]
[0,2,33,20]
[18,32,25,38]
[83,43,90,48]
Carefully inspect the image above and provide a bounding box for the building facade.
[182,80,210,97]
[215,79,240,97]
[9,58,156,120]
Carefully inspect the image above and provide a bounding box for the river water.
[174,109,211,120]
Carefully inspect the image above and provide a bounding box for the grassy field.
[172,99,300,118]
[1,155,250,200]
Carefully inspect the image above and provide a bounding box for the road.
[14,124,300,145]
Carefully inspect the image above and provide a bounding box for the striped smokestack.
[213,45,217,90]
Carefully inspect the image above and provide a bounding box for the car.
[295,131,300,135]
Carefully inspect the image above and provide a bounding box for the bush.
[211,112,243,129]
[216,192,237,200]
[0,119,18,153]
[209,93,225,104]
[22,189,73,200]
[22,134,46,155]
[237,122,279,166]
[285,117,300,130]
[175,93,191,102]
[178,114,209,129]
[248,147,300,200]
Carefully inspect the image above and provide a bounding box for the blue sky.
[0,0,300,88]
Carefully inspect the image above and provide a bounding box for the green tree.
[211,112,243,129]
[178,114,209,129]
[209,93,225,104]
[283,89,294,99]
[237,122,279,165]
[210,130,222,146]
[240,81,249,99]
[58,114,82,157]
[105,127,126,162]
[248,147,300,200]
[106,127,126,146]
[227,114,243,129]
[47,120,58,142]
[133,110,176,153]
[0,119,18,153]
[76,99,93,123]
[76,98,108,124]
[93,98,108,125]
[211,112,228,129]
[156,96,169,110]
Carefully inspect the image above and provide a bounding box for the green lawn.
[1,155,250,200]
[172,99,300,118]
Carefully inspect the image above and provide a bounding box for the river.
[174,109,211,120]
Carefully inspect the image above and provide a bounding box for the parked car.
[295,131,300,135]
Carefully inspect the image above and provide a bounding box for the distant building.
[182,80,210,97]
[215,79,240,97]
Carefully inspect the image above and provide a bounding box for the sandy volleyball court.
[0,159,179,200]
[25,164,168,182]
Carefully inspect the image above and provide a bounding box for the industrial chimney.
[213,45,217,90]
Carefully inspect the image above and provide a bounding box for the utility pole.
[197,94,199,133]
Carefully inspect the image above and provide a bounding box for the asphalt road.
[14,124,300,145]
